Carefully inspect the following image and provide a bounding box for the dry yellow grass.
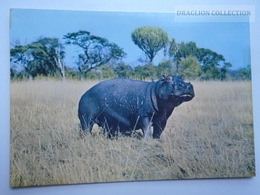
[10,79,255,187]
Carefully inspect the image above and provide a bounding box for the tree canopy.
[10,27,250,81]
[131,27,169,63]
[10,37,65,79]
[179,55,200,80]
[63,30,126,76]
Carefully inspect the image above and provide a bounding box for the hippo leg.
[153,118,167,139]
[102,117,117,138]
[140,117,152,139]
[79,113,94,135]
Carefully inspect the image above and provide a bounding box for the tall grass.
[10,80,255,187]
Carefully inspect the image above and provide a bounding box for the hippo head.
[157,75,195,107]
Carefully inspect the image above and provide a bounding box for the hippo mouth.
[178,92,195,101]
[171,93,194,98]
[179,93,194,98]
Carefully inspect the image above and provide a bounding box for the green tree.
[114,63,134,78]
[174,42,199,73]
[157,60,174,77]
[236,64,251,80]
[220,62,232,80]
[167,38,178,60]
[159,40,198,75]
[197,48,225,72]
[179,55,200,79]
[10,38,65,79]
[131,27,168,63]
[10,68,24,80]
[65,67,81,80]
[64,30,126,77]
[10,45,29,68]
[134,63,157,80]
[171,41,230,80]
[29,38,65,78]
[100,65,115,79]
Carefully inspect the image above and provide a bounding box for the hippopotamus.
[78,75,194,139]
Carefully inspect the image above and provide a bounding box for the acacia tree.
[131,27,169,63]
[63,30,126,76]
[197,48,225,71]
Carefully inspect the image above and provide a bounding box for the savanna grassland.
[10,79,255,187]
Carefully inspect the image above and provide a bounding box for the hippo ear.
[162,75,173,83]
[166,76,173,83]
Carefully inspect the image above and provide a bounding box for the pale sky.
[10,9,251,69]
